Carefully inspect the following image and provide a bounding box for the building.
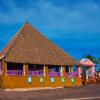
[0,22,82,89]
[80,58,95,79]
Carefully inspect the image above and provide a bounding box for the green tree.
[85,54,99,64]
[85,54,94,62]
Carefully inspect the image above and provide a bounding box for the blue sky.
[0,0,100,60]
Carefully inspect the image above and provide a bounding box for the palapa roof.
[0,52,2,57]
[0,52,4,60]
[2,22,79,66]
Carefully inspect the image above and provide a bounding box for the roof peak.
[24,21,30,25]
[23,22,32,27]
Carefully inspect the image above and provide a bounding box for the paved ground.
[0,84,100,100]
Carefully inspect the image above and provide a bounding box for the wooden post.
[61,66,66,77]
[77,66,81,78]
[43,65,48,77]
[0,62,2,75]
[24,64,28,76]
[2,61,7,76]
[70,66,73,73]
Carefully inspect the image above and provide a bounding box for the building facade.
[0,23,82,89]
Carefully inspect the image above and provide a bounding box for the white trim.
[0,55,5,60]
[4,87,64,91]
[61,66,63,77]
[63,96,100,100]
[23,64,25,76]
[43,66,46,77]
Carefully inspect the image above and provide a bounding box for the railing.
[28,70,61,77]
[7,70,24,76]
[48,71,61,77]
[66,72,78,77]
[6,70,79,77]
[28,70,43,76]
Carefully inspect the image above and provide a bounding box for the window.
[28,64,43,71]
[48,65,61,77]
[28,64,43,76]
[7,62,23,76]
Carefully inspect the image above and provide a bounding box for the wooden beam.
[61,66,66,77]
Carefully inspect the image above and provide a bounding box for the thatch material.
[0,52,2,57]
[2,22,79,66]
[0,52,5,60]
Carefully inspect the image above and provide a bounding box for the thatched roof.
[0,52,5,60]
[0,52,2,57]
[2,22,79,66]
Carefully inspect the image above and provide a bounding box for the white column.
[43,65,48,77]
[23,64,25,76]
[61,66,66,77]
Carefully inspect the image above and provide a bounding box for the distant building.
[80,57,96,83]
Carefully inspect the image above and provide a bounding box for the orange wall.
[0,61,82,89]
[0,76,82,89]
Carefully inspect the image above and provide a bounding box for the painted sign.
[50,77,55,83]
[61,77,65,83]
[40,77,44,83]
[28,76,32,83]
[70,78,74,83]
